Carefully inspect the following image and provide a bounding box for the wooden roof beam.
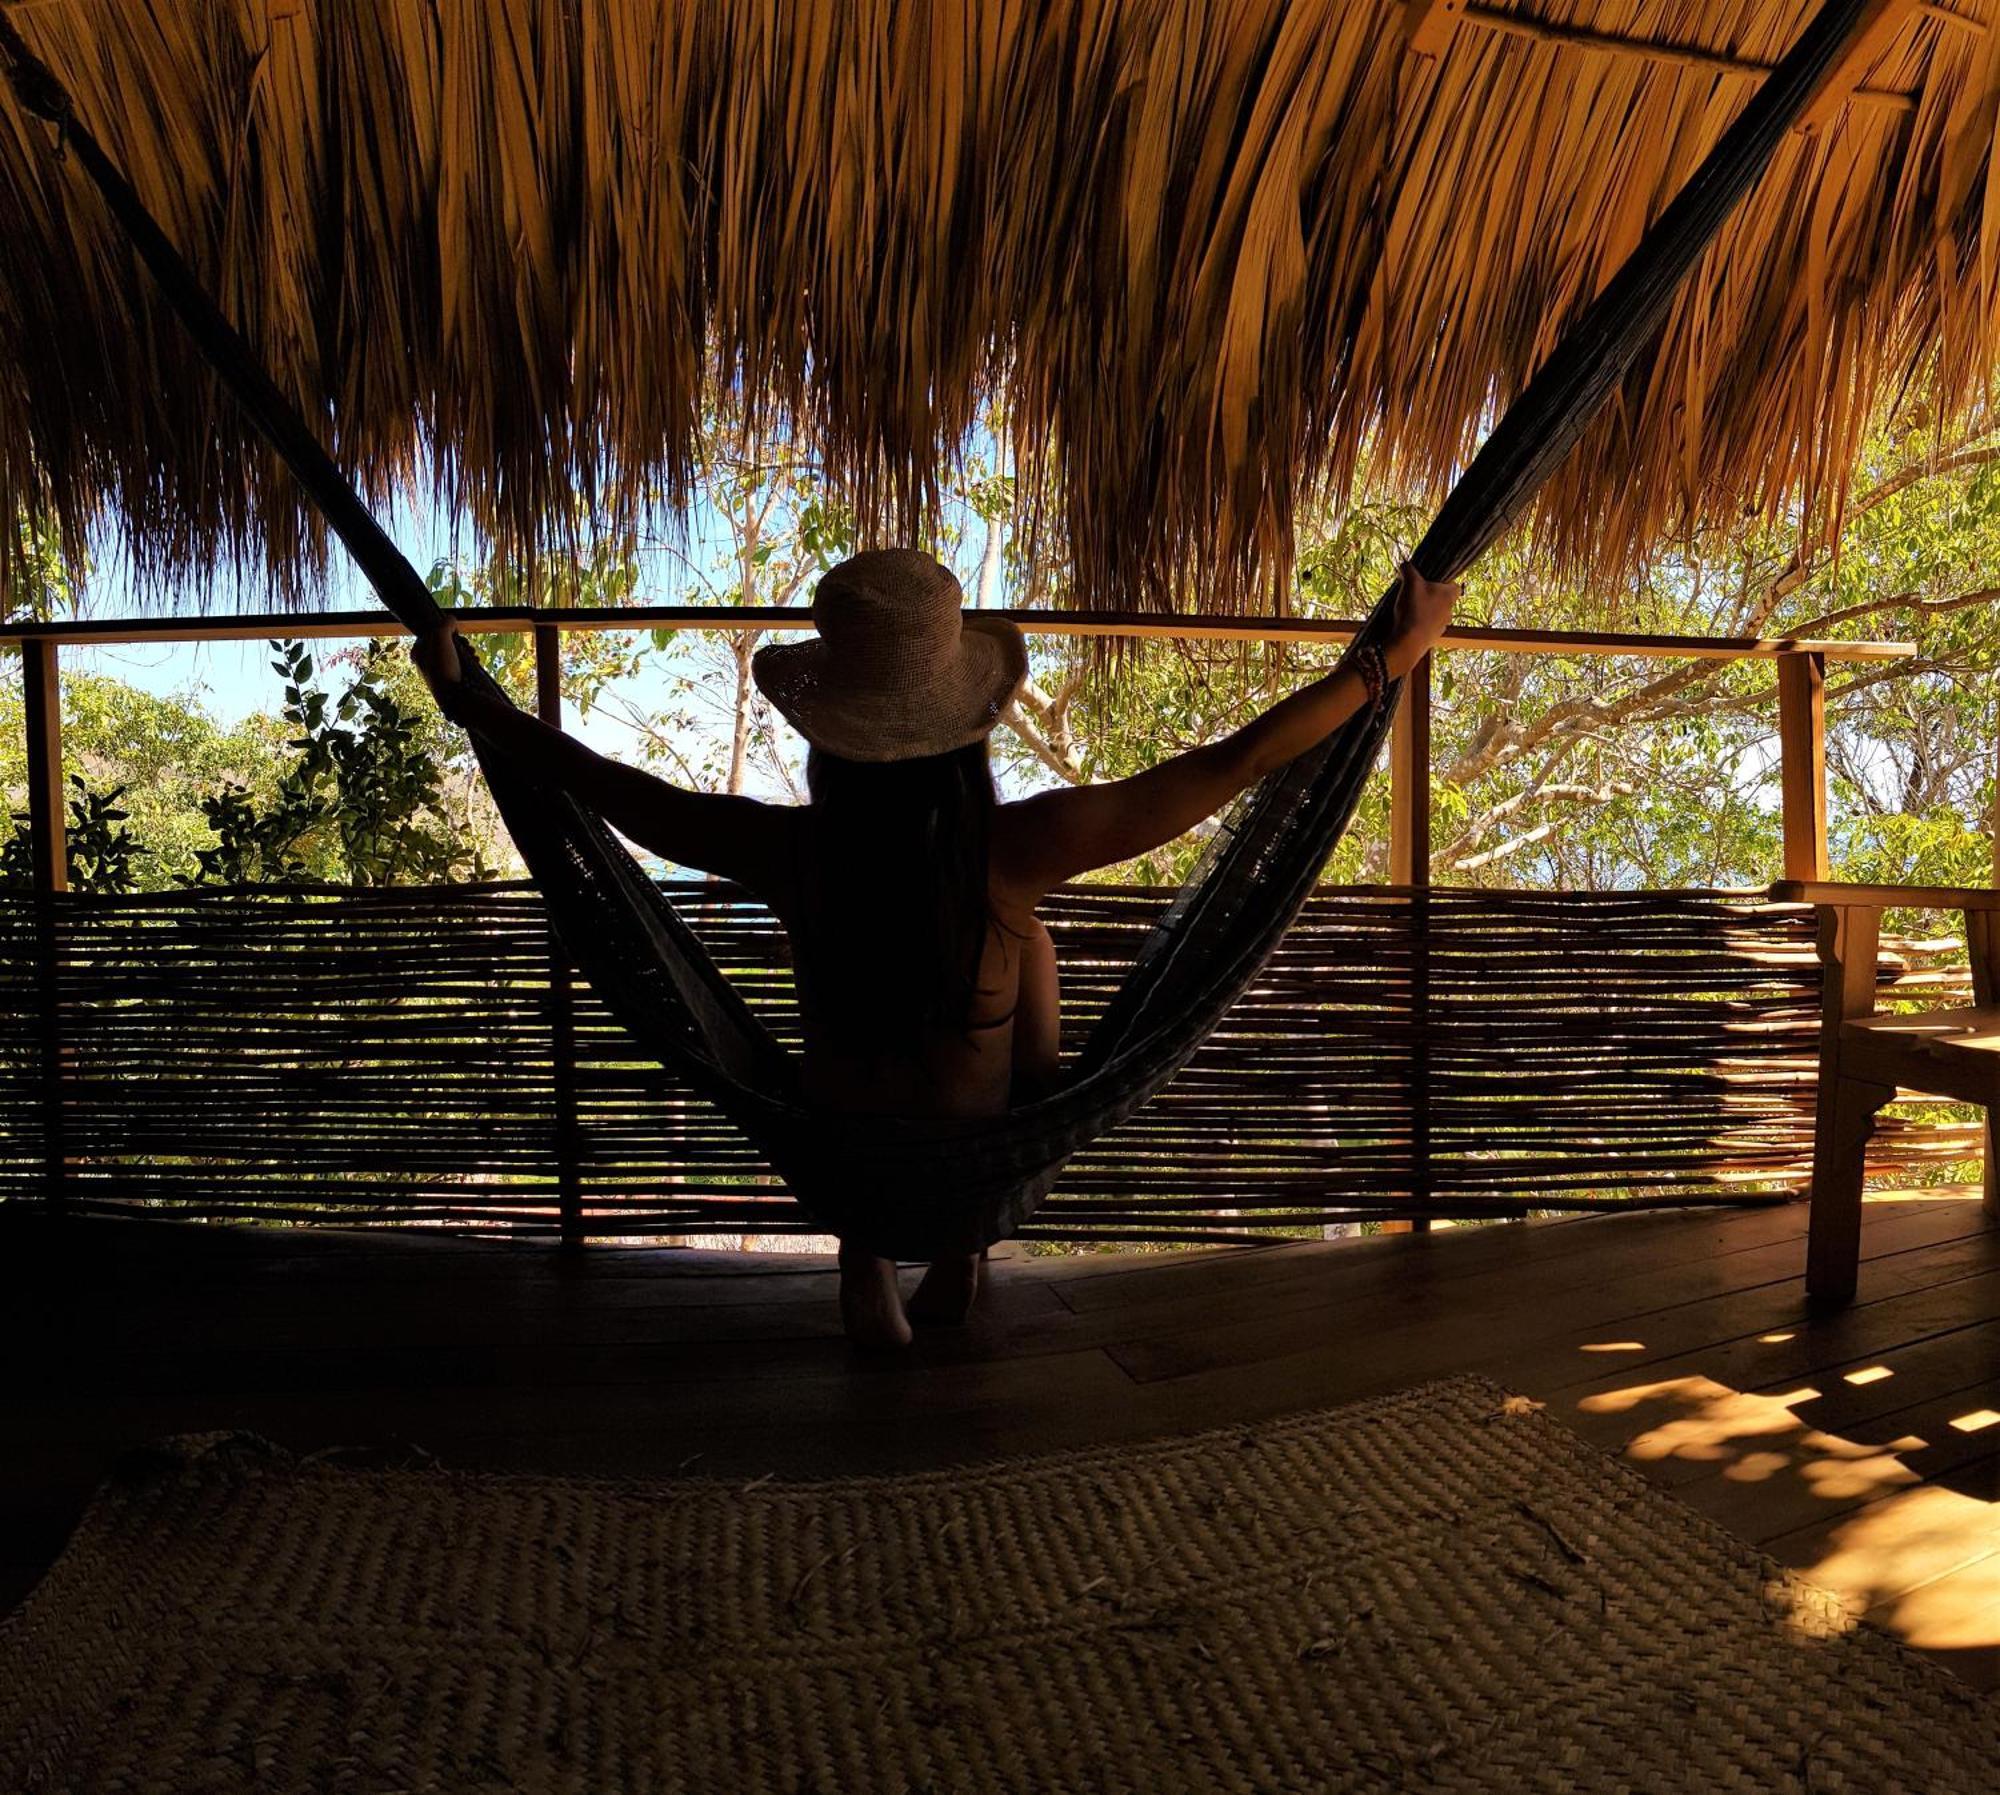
[1411,2,1924,116]
[1919,4,1986,34]
[1799,0,1926,130]
[1404,0,1465,57]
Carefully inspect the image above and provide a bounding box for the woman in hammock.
[414,550,1455,1348]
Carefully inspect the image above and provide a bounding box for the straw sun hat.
[752,549,1028,763]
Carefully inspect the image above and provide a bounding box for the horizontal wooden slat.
[0,882,1978,1245]
[1842,1006,2000,1104]
[0,606,1914,662]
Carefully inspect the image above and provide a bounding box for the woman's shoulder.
[990,787,1094,901]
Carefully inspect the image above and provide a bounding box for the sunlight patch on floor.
[1576,1376,2000,1653]
[1870,1548,2000,1649]
[1802,1486,2000,1647]
[1579,1376,1843,1471]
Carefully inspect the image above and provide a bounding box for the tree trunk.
[977,509,1006,610]
[727,631,756,796]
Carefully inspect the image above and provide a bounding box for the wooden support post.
[1967,910,2000,1223]
[535,625,586,1250]
[20,638,65,894]
[533,621,563,727]
[1806,903,1891,1306]
[1777,650,1829,882]
[1390,656,1433,1233]
[1444,0,1919,114]
[1797,0,1922,131]
[1389,654,1432,890]
[20,639,68,1210]
[1404,0,1465,55]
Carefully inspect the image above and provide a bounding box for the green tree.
[589,404,1025,809]
[4,509,78,624]
[191,639,494,886]
[620,418,858,800]
[0,671,289,889]
[996,497,1420,882]
[425,541,644,718]
[1001,424,2000,892]
[1,774,149,892]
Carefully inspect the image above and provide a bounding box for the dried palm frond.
[0,0,1994,613]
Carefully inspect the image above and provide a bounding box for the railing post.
[1992,704,1999,887]
[21,638,68,1211]
[535,623,586,1249]
[1777,649,1829,881]
[1389,652,1432,887]
[1389,653,1433,1233]
[21,639,65,895]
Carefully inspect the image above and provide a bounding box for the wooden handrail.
[1,592,1945,1243]
[0,603,1916,661]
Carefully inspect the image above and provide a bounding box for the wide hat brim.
[752,614,1027,763]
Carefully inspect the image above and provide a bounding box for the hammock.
[0,3,1879,1259]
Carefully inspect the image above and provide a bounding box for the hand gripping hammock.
[0,3,1882,1257]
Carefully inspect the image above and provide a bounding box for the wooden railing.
[3,608,1940,1242]
[1,604,1914,896]
[0,881,1976,1242]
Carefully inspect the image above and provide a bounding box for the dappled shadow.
[1571,1368,2000,1671]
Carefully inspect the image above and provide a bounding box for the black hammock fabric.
[0,2,1876,1258]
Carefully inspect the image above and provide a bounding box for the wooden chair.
[1774,880,2000,1307]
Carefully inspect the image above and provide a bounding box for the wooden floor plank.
[1654,1392,1996,1549]
[5,1198,1997,1687]
[1546,1329,2000,1510]
[1106,1200,1995,1386]
[1542,1259,2000,1415]
[1046,1203,1807,1315]
[25,1270,1076,1352]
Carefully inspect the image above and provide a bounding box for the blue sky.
[65,578,762,789]
[58,477,1024,804]
[71,489,453,723]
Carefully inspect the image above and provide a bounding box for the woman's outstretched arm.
[411,622,789,892]
[995,566,1457,896]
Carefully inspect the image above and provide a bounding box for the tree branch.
[1004,675,1088,783]
[1449,779,1631,873]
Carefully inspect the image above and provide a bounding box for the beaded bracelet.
[1351,641,1388,711]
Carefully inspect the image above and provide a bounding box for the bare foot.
[838,1247,912,1350]
[908,1252,982,1328]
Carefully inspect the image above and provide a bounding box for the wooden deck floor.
[5,1195,1999,1689]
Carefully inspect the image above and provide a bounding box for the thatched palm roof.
[0,1,1995,612]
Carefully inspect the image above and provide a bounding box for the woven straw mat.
[4,1374,1994,1793]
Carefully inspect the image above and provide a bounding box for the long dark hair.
[799,741,997,1051]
